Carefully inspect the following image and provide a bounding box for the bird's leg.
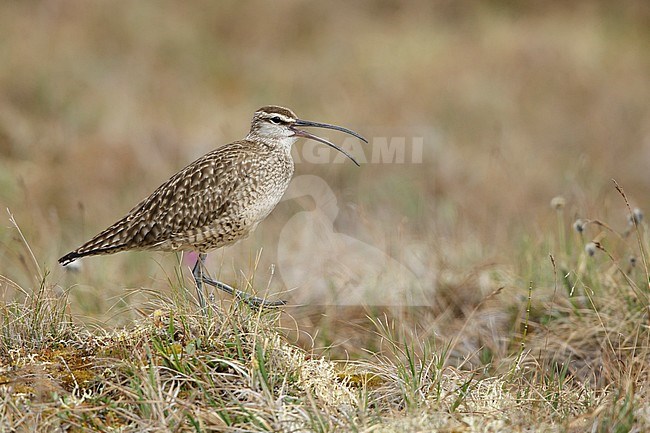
[192,253,286,308]
[201,277,286,308]
[191,253,208,309]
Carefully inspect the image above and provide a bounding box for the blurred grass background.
[1,1,649,355]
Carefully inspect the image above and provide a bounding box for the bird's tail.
[58,219,136,266]
[59,251,82,266]
[58,244,130,266]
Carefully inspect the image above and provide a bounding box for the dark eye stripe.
[261,112,293,124]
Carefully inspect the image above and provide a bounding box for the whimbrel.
[59,106,367,307]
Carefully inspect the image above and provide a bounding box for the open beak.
[291,119,368,167]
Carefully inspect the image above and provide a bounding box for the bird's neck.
[246,133,297,156]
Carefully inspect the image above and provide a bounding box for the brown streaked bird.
[59,106,367,307]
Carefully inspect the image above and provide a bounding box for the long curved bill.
[291,118,368,167]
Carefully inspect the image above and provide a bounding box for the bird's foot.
[200,275,286,308]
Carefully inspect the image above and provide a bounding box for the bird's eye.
[269,116,283,125]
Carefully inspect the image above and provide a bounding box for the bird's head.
[247,105,367,166]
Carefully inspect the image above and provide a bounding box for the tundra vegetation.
[1,2,649,431]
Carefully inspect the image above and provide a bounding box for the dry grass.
[2,1,650,431]
[2,221,649,432]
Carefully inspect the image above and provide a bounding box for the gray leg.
[191,253,208,308]
[192,253,286,308]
